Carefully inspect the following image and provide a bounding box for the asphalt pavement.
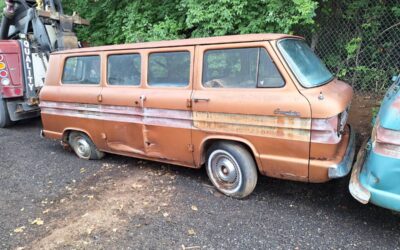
[1,118,399,249]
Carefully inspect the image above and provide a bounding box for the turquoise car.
[349,75,400,212]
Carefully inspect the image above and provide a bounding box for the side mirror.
[392,75,399,82]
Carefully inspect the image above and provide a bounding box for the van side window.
[108,54,141,86]
[148,51,190,87]
[62,56,100,85]
[202,48,284,88]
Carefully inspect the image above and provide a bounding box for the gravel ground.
[1,118,399,249]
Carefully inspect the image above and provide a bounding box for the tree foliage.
[63,0,317,45]
[61,0,399,93]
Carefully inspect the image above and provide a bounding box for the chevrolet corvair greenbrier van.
[39,34,355,198]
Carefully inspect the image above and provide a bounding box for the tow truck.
[0,0,88,127]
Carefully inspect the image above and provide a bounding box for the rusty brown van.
[40,34,355,198]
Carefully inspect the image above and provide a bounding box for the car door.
[191,42,311,181]
[139,47,195,166]
[99,51,146,155]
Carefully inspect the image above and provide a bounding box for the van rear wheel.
[0,97,13,128]
[206,142,258,198]
[68,132,104,160]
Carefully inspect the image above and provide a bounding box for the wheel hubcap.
[216,159,237,183]
[207,149,242,194]
[75,137,91,158]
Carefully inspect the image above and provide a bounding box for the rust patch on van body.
[193,111,311,141]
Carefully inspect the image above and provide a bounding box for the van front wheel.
[206,142,258,198]
[69,132,104,160]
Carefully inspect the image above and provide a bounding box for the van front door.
[139,48,195,166]
[191,43,311,181]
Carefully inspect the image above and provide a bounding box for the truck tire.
[0,97,13,128]
[206,141,258,199]
[68,131,105,160]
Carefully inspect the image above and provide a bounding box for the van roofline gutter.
[52,33,304,55]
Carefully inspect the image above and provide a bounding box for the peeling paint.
[193,111,311,141]
[41,101,316,142]
[41,101,351,145]
[193,111,311,129]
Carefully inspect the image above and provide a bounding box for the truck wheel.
[68,132,104,160]
[206,141,258,198]
[0,97,13,128]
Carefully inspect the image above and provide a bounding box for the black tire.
[206,141,258,198]
[68,131,104,160]
[0,97,13,128]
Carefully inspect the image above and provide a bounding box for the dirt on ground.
[27,162,177,250]
[348,93,381,142]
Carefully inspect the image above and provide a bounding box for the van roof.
[54,33,302,54]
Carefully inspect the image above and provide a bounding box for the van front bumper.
[328,125,356,179]
[349,140,400,212]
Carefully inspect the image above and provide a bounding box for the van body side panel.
[43,54,61,86]
[300,79,354,182]
[300,79,353,118]
[99,88,145,154]
[39,54,106,150]
[192,42,312,181]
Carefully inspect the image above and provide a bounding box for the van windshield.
[278,39,333,88]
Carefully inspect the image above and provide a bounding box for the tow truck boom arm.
[0,0,89,51]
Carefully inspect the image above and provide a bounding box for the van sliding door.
[99,52,145,155]
[139,47,195,166]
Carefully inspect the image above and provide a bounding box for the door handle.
[192,97,210,103]
[140,95,146,107]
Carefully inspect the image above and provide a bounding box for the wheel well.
[62,130,71,143]
[62,129,91,144]
[201,139,258,168]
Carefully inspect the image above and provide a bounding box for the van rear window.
[148,51,190,87]
[62,56,100,85]
[108,54,141,86]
